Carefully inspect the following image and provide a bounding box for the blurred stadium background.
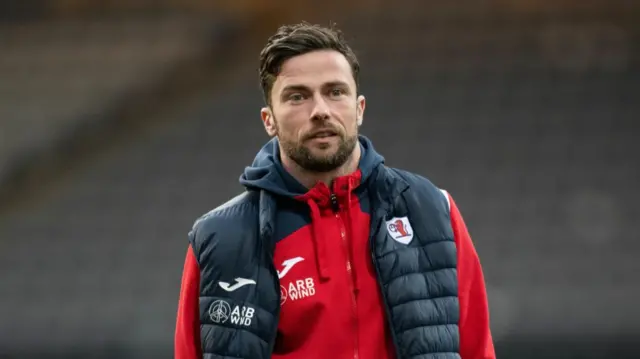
[0,1,638,358]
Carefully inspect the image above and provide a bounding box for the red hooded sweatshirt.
[175,140,495,359]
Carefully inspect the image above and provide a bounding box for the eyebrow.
[281,84,311,94]
[280,81,350,94]
[323,81,350,89]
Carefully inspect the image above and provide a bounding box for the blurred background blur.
[0,0,638,358]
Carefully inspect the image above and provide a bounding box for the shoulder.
[385,166,451,214]
[188,191,259,254]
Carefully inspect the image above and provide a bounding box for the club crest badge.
[386,216,414,245]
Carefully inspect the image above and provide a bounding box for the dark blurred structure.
[0,1,638,358]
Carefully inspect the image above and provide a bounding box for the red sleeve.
[448,194,496,359]
[175,245,202,359]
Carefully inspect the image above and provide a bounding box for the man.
[175,22,496,359]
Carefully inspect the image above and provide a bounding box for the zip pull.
[330,193,339,212]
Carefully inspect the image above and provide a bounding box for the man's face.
[261,50,365,173]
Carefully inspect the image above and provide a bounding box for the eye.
[288,93,305,103]
[330,88,345,97]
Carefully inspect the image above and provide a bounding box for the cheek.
[334,102,358,128]
[275,109,306,137]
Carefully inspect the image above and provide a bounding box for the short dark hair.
[259,21,360,106]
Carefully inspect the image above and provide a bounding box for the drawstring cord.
[343,177,359,294]
[305,197,331,281]
[296,171,363,285]
[298,184,332,282]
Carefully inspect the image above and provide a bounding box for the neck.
[281,145,361,189]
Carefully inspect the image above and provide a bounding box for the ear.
[356,95,366,127]
[260,107,277,137]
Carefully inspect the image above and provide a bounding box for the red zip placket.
[331,193,359,359]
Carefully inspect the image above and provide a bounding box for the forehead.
[273,50,355,91]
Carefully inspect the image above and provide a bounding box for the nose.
[310,94,330,121]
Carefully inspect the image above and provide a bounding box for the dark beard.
[281,133,358,172]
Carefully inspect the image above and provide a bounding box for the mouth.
[308,130,338,139]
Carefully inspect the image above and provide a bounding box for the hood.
[239,135,384,196]
[240,135,384,286]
